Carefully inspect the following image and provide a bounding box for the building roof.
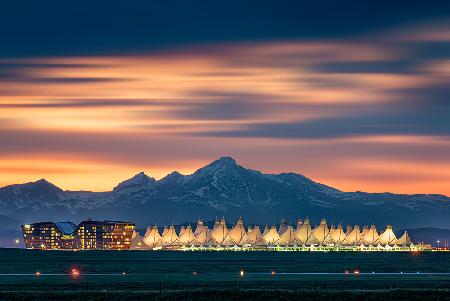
[55,222,77,235]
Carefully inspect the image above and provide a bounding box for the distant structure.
[130,217,423,251]
[21,220,135,250]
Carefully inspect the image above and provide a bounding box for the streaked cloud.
[0,21,449,194]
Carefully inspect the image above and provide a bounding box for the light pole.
[15,239,19,248]
[437,240,440,250]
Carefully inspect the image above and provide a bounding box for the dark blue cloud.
[1,0,449,57]
[193,84,450,139]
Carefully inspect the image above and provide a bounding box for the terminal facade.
[21,220,135,250]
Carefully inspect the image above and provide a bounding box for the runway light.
[240,270,244,277]
[35,271,40,276]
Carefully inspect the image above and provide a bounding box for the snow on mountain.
[0,157,449,229]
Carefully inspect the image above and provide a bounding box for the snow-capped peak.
[113,172,156,192]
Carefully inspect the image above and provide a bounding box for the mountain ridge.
[0,156,449,231]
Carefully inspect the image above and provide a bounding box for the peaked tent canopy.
[346,225,362,245]
[130,231,150,250]
[246,225,265,246]
[161,225,181,246]
[228,217,247,245]
[331,224,348,244]
[210,218,229,245]
[378,225,397,245]
[362,225,379,245]
[263,225,282,245]
[395,231,413,246]
[279,225,298,245]
[178,225,197,245]
[143,225,162,249]
[294,218,312,244]
[178,226,186,237]
[312,219,330,244]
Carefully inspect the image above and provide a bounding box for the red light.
[71,269,80,276]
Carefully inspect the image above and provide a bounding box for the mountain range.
[1,157,449,237]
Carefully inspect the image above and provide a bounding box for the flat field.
[0,249,449,300]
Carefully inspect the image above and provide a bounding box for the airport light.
[71,269,80,277]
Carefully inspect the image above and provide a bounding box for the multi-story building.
[21,222,77,250]
[76,220,135,250]
[21,220,134,250]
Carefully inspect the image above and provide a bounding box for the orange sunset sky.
[1,4,449,195]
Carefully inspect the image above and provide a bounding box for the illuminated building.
[21,222,76,250]
[129,217,422,251]
[21,220,134,250]
[76,220,134,250]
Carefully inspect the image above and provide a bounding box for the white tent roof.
[305,231,320,246]
[161,226,169,237]
[130,231,150,250]
[143,225,162,248]
[210,218,229,245]
[279,225,298,245]
[228,217,247,245]
[246,225,265,245]
[395,231,413,246]
[294,218,312,244]
[161,225,180,246]
[346,225,362,245]
[178,226,186,237]
[362,225,379,245]
[378,225,397,245]
[331,224,348,244]
[178,225,197,245]
[312,219,329,244]
[194,219,208,236]
[263,225,282,245]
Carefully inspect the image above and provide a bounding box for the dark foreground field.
[0,249,449,300]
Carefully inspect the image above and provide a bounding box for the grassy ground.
[1,249,449,300]
[0,289,449,301]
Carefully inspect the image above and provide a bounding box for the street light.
[437,240,440,250]
[15,239,20,247]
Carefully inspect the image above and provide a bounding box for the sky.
[1,1,450,195]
